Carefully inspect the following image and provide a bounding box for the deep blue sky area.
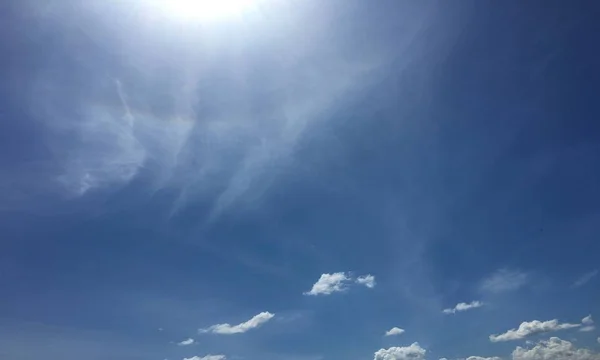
[1,1,600,360]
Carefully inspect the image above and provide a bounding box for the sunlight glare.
[159,0,256,22]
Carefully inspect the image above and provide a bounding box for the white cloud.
[177,338,194,346]
[512,337,600,360]
[481,269,529,293]
[490,319,581,342]
[467,357,502,360]
[572,270,598,288]
[356,274,376,288]
[199,312,274,334]
[184,355,226,360]
[385,327,405,336]
[304,272,351,296]
[443,301,483,314]
[580,315,595,332]
[374,343,426,360]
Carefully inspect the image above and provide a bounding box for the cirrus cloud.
[480,269,529,293]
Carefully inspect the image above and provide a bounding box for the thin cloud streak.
[199,312,275,335]
[442,300,483,314]
[572,270,598,288]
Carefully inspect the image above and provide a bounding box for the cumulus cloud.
[304,273,351,296]
[512,337,600,360]
[582,315,594,325]
[442,301,483,314]
[580,315,595,332]
[374,343,426,360]
[385,327,405,336]
[199,312,274,334]
[184,355,226,360]
[177,338,194,346]
[356,274,376,288]
[572,270,598,288]
[467,357,502,360]
[480,269,529,293]
[490,319,581,342]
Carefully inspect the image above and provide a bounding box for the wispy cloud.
[480,269,529,293]
[385,327,405,336]
[356,274,376,288]
[199,312,274,335]
[442,301,483,314]
[489,319,580,342]
[184,355,226,360]
[177,338,194,346]
[466,357,502,360]
[304,273,351,296]
[572,270,598,288]
[12,2,385,222]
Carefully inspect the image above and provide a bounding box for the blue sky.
[1,1,600,360]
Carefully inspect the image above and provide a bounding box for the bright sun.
[159,0,255,22]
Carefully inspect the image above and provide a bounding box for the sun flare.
[158,0,255,22]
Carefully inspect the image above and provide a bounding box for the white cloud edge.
[199,312,275,335]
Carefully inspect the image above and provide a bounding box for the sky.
[1,1,600,360]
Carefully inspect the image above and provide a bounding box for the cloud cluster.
[374,343,426,360]
[376,337,600,360]
[385,327,405,336]
[512,337,600,360]
[304,272,375,295]
[442,301,483,314]
[489,319,581,342]
[199,312,275,334]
